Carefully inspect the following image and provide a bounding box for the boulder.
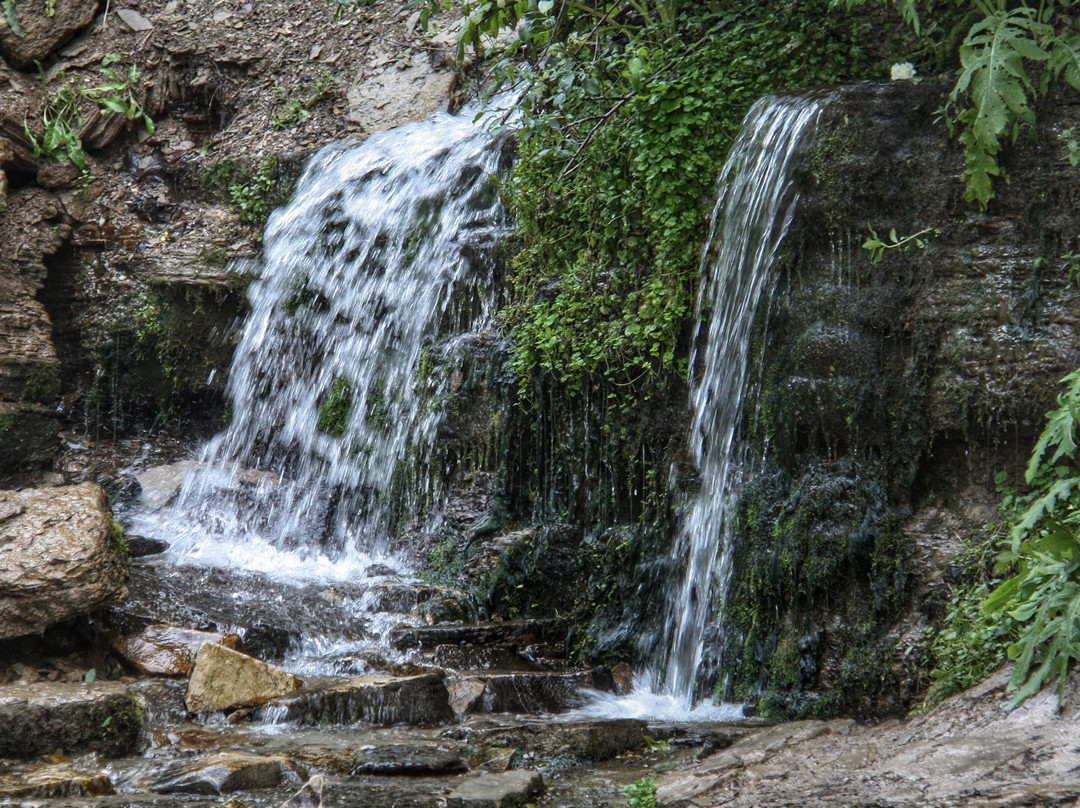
[0,766,114,798]
[135,460,200,511]
[0,482,127,640]
[447,669,615,715]
[0,681,143,759]
[346,48,454,134]
[113,625,242,676]
[185,643,303,713]
[152,751,306,795]
[259,673,454,727]
[281,775,323,808]
[0,0,100,68]
[446,770,544,808]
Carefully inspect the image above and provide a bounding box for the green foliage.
[26,55,154,173]
[984,367,1080,707]
[272,69,338,129]
[109,516,130,563]
[621,775,657,808]
[328,0,378,17]
[317,376,353,437]
[229,156,282,225]
[862,225,938,264]
[499,0,871,404]
[3,0,25,36]
[917,523,1010,713]
[1060,126,1080,166]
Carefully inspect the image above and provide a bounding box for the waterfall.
[579,95,819,720]
[657,96,820,707]
[131,106,509,578]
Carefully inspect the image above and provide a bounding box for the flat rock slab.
[466,718,648,762]
[185,642,303,713]
[114,624,242,675]
[324,775,466,808]
[390,619,567,651]
[0,482,127,640]
[449,668,615,715]
[152,751,306,795]
[352,743,467,775]
[0,681,143,759]
[260,673,454,727]
[446,770,544,808]
[0,765,114,798]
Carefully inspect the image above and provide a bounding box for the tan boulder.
[0,482,127,639]
[113,625,242,676]
[185,643,303,713]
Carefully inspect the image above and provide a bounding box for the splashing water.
[623,96,821,716]
[130,105,510,579]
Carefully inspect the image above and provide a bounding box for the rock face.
[446,770,545,808]
[0,0,100,68]
[712,80,1080,718]
[0,482,127,640]
[185,643,303,713]
[113,625,242,676]
[152,751,306,795]
[0,766,115,798]
[260,673,454,727]
[0,681,143,758]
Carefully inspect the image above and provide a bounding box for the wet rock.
[433,643,567,672]
[610,661,633,695]
[352,744,467,775]
[281,774,323,808]
[135,460,200,511]
[449,669,615,715]
[185,642,303,713]
[0,765,115,798]
[346,49,454,134]
[0,0,99,68]
[390,619,568,651]
[446,770,545,808]
[114,625,242,676]
[323,775,460,807]
[465,718,648,763]
[259,673,454,727]
[0,681,143,758]
[125,535,170,557]
[0,482,127,640]
[152,751,306,795]
[448,679,486,718]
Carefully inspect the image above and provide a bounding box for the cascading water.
[585,95,821,719]
[129,105,509,580]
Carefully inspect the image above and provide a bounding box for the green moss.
[108,516,129,564]
[317,376,352,437]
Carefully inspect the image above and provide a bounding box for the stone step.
[431,642,569,672]
[389,618,568,652]
[0,681,143,759]
[446,769,545,808]
[462,717,649,763]
[447,668,615,717]
[257,673,455,727]
[151,751,307,795]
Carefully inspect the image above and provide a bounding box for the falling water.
[638,95,821,714]
[131,106,509,578]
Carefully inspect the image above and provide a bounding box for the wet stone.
[0,681,143,759]
[151,751,306,795]
[465,718,649,763]
[114,625,242,676]
[450,668,616,715]
[259,673,454,727]
[446,770,545,808]
[0,766,115,798]
[185,642,304,713]
[324,775,462,808]
[389,619,568,651]
[351,743,467,775]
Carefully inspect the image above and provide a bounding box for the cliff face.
[717,80,1080,717]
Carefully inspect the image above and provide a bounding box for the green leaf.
[2,0,25,37]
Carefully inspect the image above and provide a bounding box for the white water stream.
[603,95,822,717]
[129,105,510,580]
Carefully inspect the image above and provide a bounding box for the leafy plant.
[84,54,155,135]
[3,0,25,36]
[1060,126,1080,166]
[622,775,657,808]
[229,156,280,225]
[862,224,938,263]
[983,367,1080,707]
[272,69,338,130]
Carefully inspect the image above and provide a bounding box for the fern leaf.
[951,6,1050,207]
[2,0,25,37]
[1026,367,1080,484]
[1048,30,1080,92]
